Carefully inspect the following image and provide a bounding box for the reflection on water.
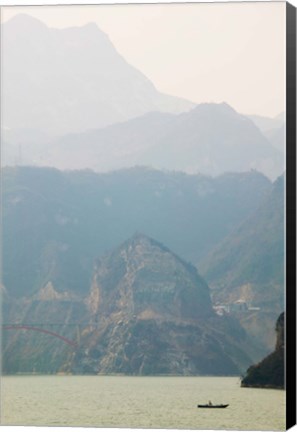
[1,376,285,430]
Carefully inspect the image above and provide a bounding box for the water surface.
[1,376,285,430]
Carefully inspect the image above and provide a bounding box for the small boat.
[197,404,229,409]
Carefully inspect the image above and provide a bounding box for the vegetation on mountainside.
[2,166,270,299]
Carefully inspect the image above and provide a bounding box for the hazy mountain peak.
[81,21,101,30]
[5,13,47,28]
[193,101,236,113]
[179,102,242,124]
[60,20,109,41]
[5,14,104,36]
[2,13,193,134]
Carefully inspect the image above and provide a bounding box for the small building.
[229,300,248,312]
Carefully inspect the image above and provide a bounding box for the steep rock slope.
[66,234,254,375]
[241,312,284,389]
[2,234,255,375]
[91,233,212,320]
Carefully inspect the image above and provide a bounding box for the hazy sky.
[2,2,286,117]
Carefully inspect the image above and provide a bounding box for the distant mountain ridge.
[2,166,271,300]
[2,14,284,180]
[1,12,286,379]
[4,102,283,180]
[2,14,193,135]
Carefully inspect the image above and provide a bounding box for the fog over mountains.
[2,14,284,180]
[5,102,282,179]
[2,166,270,299]
[247,113,285,154]
[1,13,286,375]
[2,14,193,136]
[2,166,283,373]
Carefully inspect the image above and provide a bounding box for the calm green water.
[1,376,285,430]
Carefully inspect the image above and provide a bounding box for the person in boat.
[208,401,213,406]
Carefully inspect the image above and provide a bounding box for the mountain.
[5,103,283,180]
[248,113,285,153]
[265,125,285,153]
[2,294,88,373]
[67,234,256,375]
[199,175,285,350]
[241,312,284,389]
[1,166,273,371]
[2,166,271,300]
[248,113,284,134]
[200,175,284,306]
[2,234,255,375]
[2,14,193,136]
[140,103,282,179]
[89,233,213,321]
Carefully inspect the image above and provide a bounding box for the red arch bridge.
[2,325,78,347]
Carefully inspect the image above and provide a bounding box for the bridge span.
[2,325,78,347]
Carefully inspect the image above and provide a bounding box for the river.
[1,376,285,430]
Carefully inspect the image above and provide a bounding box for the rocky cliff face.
[241,312,284,389]
[62,235,254,375]
[68,316,251,376]
[3,234,255,375]
[90,233,213,321]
